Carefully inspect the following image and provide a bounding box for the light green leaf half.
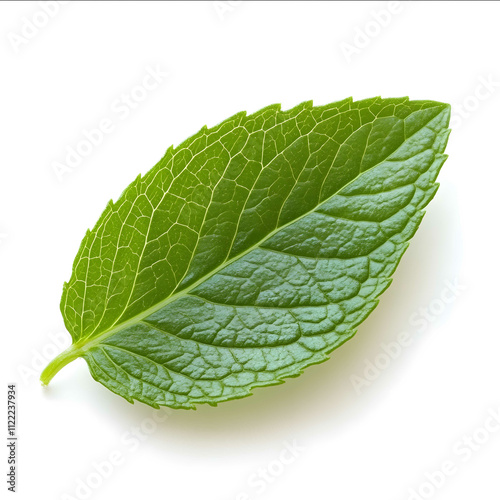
[41,97,451,409]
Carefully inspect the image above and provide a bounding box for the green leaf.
[41,97,451,409]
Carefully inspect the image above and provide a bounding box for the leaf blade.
[45,97,451,408]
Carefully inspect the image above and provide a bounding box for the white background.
[1,1,499,499]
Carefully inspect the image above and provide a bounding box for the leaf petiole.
[40,345,82,386]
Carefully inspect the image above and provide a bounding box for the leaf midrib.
[72,105,447,357]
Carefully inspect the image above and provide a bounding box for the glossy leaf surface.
[41,97,451,409]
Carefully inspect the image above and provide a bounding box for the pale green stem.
[40,345,82,386]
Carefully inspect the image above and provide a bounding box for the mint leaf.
[41,97,451,409]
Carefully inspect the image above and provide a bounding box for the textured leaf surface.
[42,97,451,409]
